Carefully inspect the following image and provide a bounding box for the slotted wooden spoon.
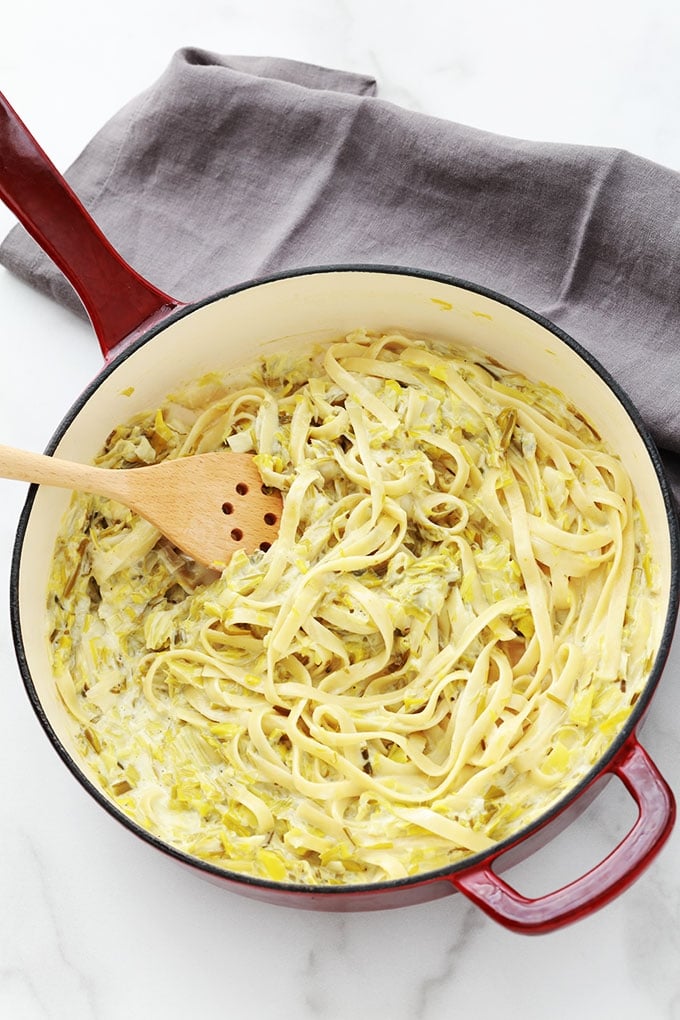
[0,444,282,568]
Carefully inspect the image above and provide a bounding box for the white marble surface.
[1,1,680,1017]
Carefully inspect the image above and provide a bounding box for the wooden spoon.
[0,445,283,568]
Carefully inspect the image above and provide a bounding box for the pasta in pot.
[47,330,661,884]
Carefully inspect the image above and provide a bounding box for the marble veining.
[0,832,100,1018]
[1,1,680,1018]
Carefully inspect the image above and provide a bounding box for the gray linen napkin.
[2,47,680,500]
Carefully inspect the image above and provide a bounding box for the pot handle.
[0,92,184,361]
[450,736,675,934]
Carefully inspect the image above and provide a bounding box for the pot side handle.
[0,92,184,361]
[450,736,675,935]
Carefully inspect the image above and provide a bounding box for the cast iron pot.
[1,93,678,935]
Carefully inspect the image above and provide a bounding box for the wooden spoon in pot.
[0,445,283,568]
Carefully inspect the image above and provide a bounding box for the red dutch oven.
[1,93,678,934]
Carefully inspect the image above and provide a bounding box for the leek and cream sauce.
[47,330,661,884]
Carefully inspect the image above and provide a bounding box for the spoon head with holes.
[127,452,283,568]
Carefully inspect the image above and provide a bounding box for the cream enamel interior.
[15,269,674,812]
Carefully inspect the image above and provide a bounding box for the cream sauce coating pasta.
[47,330,661,884]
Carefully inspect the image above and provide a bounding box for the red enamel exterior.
[0,93,184,358]
[1,89,677,934]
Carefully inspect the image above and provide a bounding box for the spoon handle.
[0,443,126,502]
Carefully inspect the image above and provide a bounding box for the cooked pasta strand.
[47,330,660,886]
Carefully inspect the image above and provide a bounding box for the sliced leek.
[47,330,661,885]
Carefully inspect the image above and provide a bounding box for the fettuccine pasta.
[47,330,660,884]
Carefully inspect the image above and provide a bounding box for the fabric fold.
[2,47,680,499]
